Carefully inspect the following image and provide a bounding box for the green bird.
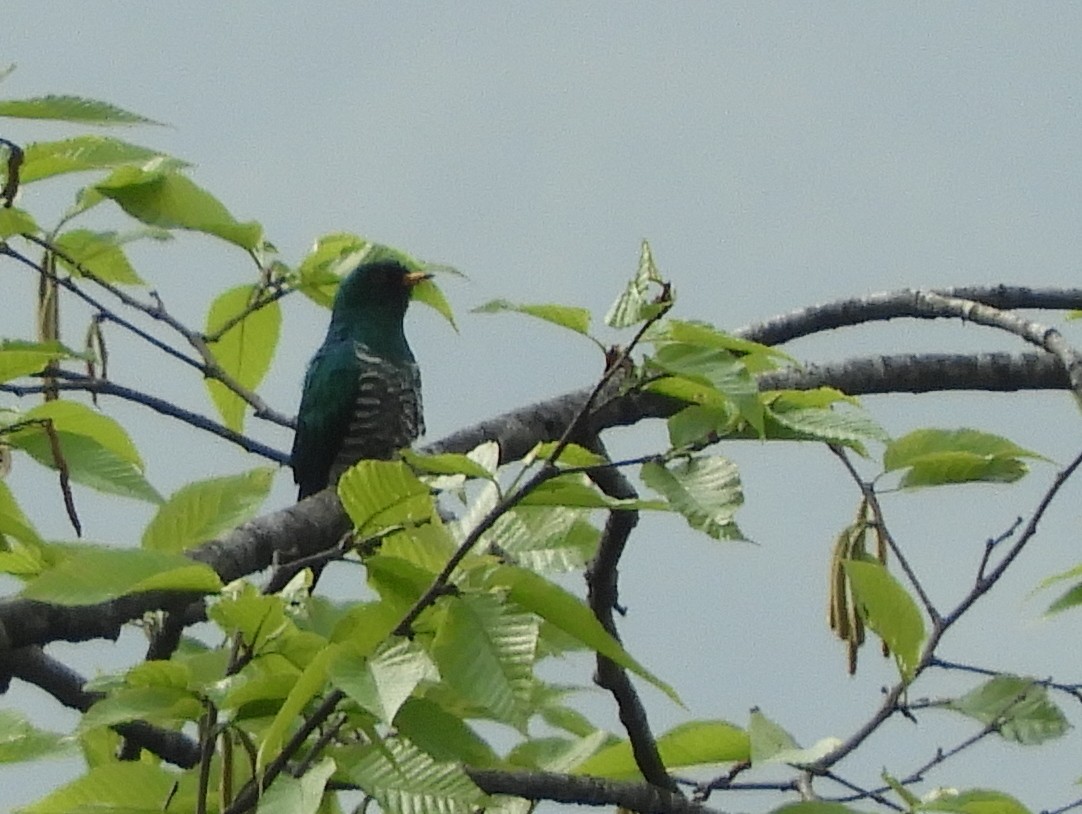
[291,259,428,499]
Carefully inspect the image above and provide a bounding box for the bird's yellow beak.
[403,271,432,288]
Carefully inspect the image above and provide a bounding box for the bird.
[291,258,428,499]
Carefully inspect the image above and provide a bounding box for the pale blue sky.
[3,4,1082,810]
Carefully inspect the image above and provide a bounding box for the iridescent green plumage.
[291,259,425,499]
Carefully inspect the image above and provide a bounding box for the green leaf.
[641,456,744,541]
[81,686,202,730]
[412,276,458,331]
[8,400,160,503]
[330,639,439,724]
[18,762,180,814]
[394,697,501,766]
[947,674,1069,745]
[431,594,538,729]
[473,299,592,336]
[141,467,274,552]
[0,95,163,126]
[649,343,764,434]
[257,757,335,814]
[749,707,799,764]
[54,229,145,285]
[483,506,599,573]
[519,473,666,511]
[529,441,607,468]
[0,206,38,238]
[21,136,186,182]
[0,479,43,547]
[340,738,484,814]
[884,428,1045,488]
[667,405,734,448]
[767,402,890,450]
[259,644,337,768]
[843,559,925,681]
[0,710,73,764]
[338,460,438,536]
[918,789,1032,814]
[770,804,865,814]
[401,448,496,480]
[605,239,670,328]
[0,340,82,384]
[20,546,221,605]
[12,429,161,503]
[650,319,794,369]
[295,232,369,307]
[204,285,281,432]
[96,164,262,249]
[211,582,293,652]
[575,720,749,778]
[487,565,679,704]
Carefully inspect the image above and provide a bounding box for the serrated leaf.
[843,559,925,681]
[96,165,262,249]
[884,428,1044,488]
[0,710,73,764]
[0,206,38,238]
[81,686,202,730]
[259,644,337,768]
[204,284,281,432]
[330,640,439,724]
[768,404,889,451]
[641,456,744,541]
[605,240,669,328]
[341,737,483,814]
[771,803,864,814]
[473,299,592,336]
[0,479,42,547]
[0,340,82,384]
[487,565,679,704]
[20,546,221,605]
[947,675,1069,745]
[338,460,438,536]
[54,229,144,285]
[529,441,607,468]
[401,448,496,480]
[18,762,179,814]
[483,506,599,573]
[919,789,1032,814]
[21,136,186,183]
[19,400,142,464]
[257,757,336,814]
[9,400,159,503]
[649,343,764,434]
[295,232,369,307]
[653,320,793,366]
[431,594,538,729]
[141,467,274,552]
[0,95,163,126]
[519,473,665,511]
[749,707,799,764]
[395,697,501,767]
[412,276,458,331]
[575,720,749,778]
[667,405,734,448]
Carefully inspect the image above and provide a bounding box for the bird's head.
[329,259,430,348]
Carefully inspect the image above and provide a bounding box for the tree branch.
[465,767,720,814]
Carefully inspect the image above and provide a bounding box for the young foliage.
[20,546,221,605]
[842,558,925,682]
[946,675,1069,745]
[203,284,281,432]
[140,467,274,552]
[883,428,1046,488]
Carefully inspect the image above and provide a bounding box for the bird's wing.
[291,340,359,498]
